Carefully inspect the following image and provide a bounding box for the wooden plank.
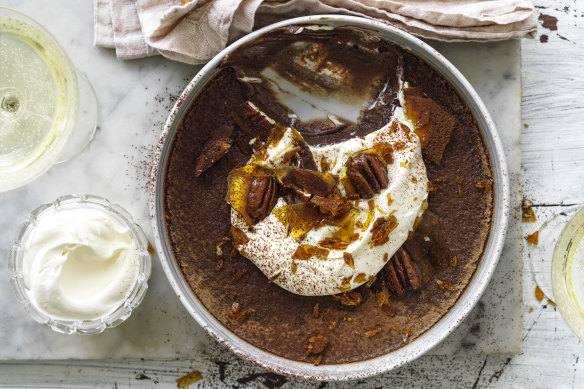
[521,0,584,206]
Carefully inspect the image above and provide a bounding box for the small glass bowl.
[7,194,152,335]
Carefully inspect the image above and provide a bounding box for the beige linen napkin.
[94,0,537,64]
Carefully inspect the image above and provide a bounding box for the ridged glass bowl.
[8,194,152,335]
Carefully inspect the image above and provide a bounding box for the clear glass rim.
[0,7,79,192]
[552,205,584,342]
[8,194,152,335]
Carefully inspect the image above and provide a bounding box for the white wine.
[552,206,584,342]
[0,8,77,191]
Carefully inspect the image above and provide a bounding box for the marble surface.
[2,0,584,387]
[0,1,522,360]
[0,1,523,361]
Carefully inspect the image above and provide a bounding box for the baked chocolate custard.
[164,26,493,364]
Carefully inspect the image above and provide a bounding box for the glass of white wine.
[552,206,584,342]
[0,7,98,192]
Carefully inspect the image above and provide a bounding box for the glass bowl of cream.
[8,194,151,335]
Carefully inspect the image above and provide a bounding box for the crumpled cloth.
[94,0,538,64]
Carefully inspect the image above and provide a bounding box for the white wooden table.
[1,0,583,387]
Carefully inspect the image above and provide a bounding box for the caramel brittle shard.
[305,334,328,358]
[343,252,355,269]
[526,231,539,246]
[522,207,537,223]
[436,279,455,291]
[364,327,382,337]
[230,226,249,247]
[535,286,544,302]
[310,195,351,216]
[176,371,202,388]
[322,308,337,330]
[336,276,352,293]
[369,215,399,247]
[376,291,394,316]
[292,244,329,260]
[332,291,362,306]
[475,180,492,192]
[354,273,367,283]
[402,327,412,343]
[427,178,447,192]
[522,198,537,222]
[194,125,234,177]
[229,302,255,322]
[365,275,377,288]
[404,86,455,165]
[376,291,389,308]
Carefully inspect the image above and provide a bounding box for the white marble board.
[0,0,522,360]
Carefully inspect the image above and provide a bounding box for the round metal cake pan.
[150,15,510,381]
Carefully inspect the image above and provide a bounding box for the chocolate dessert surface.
[164,26,493,364]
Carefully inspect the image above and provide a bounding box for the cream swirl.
[23,208,140,320]
[231,105,429,296]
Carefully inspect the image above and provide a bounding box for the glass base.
[55,71,98,164]
[526,205,580,299]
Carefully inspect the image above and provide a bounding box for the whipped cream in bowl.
[8,194,152,334]
[229,104,429,296]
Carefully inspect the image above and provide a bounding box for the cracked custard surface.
[164,26,493,364]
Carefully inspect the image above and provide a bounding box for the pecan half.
[232,101,276,140]
[384,247,421,297]
[194,125,233,177]
[246,176,279,220]
[348,154,389,198]
[403,86,455,165]
[278,167,337,198]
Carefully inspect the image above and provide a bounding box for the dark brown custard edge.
[163,29,493,365]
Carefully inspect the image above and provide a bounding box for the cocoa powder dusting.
[163,26,494,364]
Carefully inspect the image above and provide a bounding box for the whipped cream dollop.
[23,207,140,320]
[231,106,429,296]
